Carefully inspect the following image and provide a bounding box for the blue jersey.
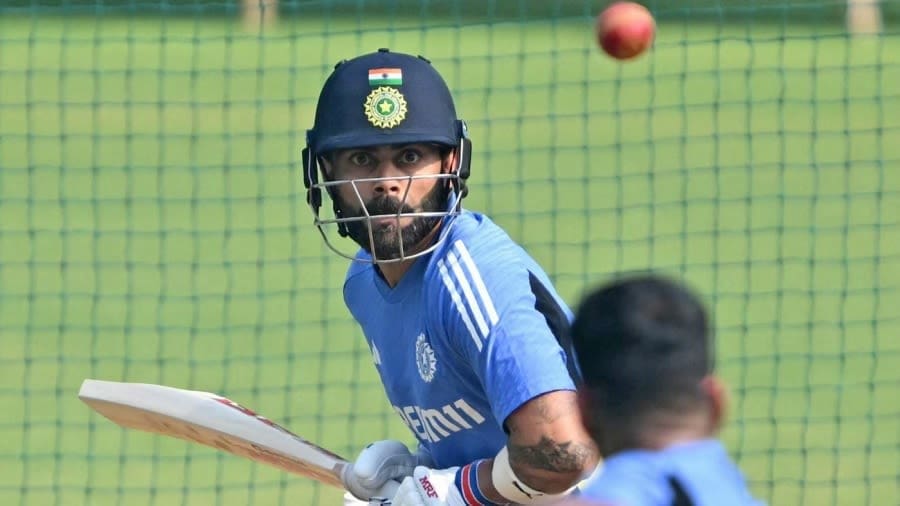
[343,211,578,468]
[579,440,763,506]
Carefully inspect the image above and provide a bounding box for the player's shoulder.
[449,209,510,241]
[578,450,666,504]
[582,442,764,506]
[422,211,542,313]
[425,212,528,286]
[345,249,374,280]
[343,249,376,298]
[434,210,524,266]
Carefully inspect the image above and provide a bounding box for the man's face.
[322,143,452,260]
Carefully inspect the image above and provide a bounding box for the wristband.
[454,460,491,506]
[491,446,572,505]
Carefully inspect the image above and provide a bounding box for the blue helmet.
[302,49,472,262]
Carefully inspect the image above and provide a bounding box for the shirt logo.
[364,86,408,129]
[393,398,487,443]
[415,333,436,382]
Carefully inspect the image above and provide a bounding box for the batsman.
[303,49,599,505]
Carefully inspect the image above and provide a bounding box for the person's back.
[563,275,764,506]
[579,439,760,505]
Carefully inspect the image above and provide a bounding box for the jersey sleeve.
[431,239,576,427]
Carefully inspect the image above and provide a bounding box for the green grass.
[1,14,899,506]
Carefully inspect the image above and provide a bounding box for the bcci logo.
[415,333,436,383]
[364,86,408,129]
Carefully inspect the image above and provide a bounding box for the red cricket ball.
[596,2,656,61]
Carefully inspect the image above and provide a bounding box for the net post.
[243,0,279,32]
[846,0,882,36]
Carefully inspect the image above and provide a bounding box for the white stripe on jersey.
[437,259,483,351]
[452,241,500,325]
[445,252,490,338]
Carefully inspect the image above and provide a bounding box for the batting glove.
[391,462,495,506]
[342,440,418,501]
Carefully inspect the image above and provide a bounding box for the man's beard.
[340,182,449,260]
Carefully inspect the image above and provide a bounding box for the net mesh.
[2,1,898,505]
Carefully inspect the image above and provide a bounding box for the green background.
[1,3,898,505]
[2,0,900,23]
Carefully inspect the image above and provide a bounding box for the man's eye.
[349,153,372,166]
[399,150,421,164]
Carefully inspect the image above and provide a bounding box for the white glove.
[391,466,467,506]
[342,490,389,506]
[342,440,420,501]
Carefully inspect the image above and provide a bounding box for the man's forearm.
[506,435,596,493]
[470,436,596,505]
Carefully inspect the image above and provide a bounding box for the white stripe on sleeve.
[446,251,490,338]
[453,241,500,325]
[437,259,483,351]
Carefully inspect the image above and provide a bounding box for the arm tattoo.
[508,436,593,473]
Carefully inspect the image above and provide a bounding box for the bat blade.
[78,379,347,488]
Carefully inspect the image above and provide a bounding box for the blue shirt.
[579,440,763,506]
[343,211,578,468]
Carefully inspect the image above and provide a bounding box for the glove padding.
[391,466,468,506]
[342,440,419,501]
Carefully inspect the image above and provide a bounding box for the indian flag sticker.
[368,68,403,87]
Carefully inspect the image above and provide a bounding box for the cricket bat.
[78,379,399,498]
